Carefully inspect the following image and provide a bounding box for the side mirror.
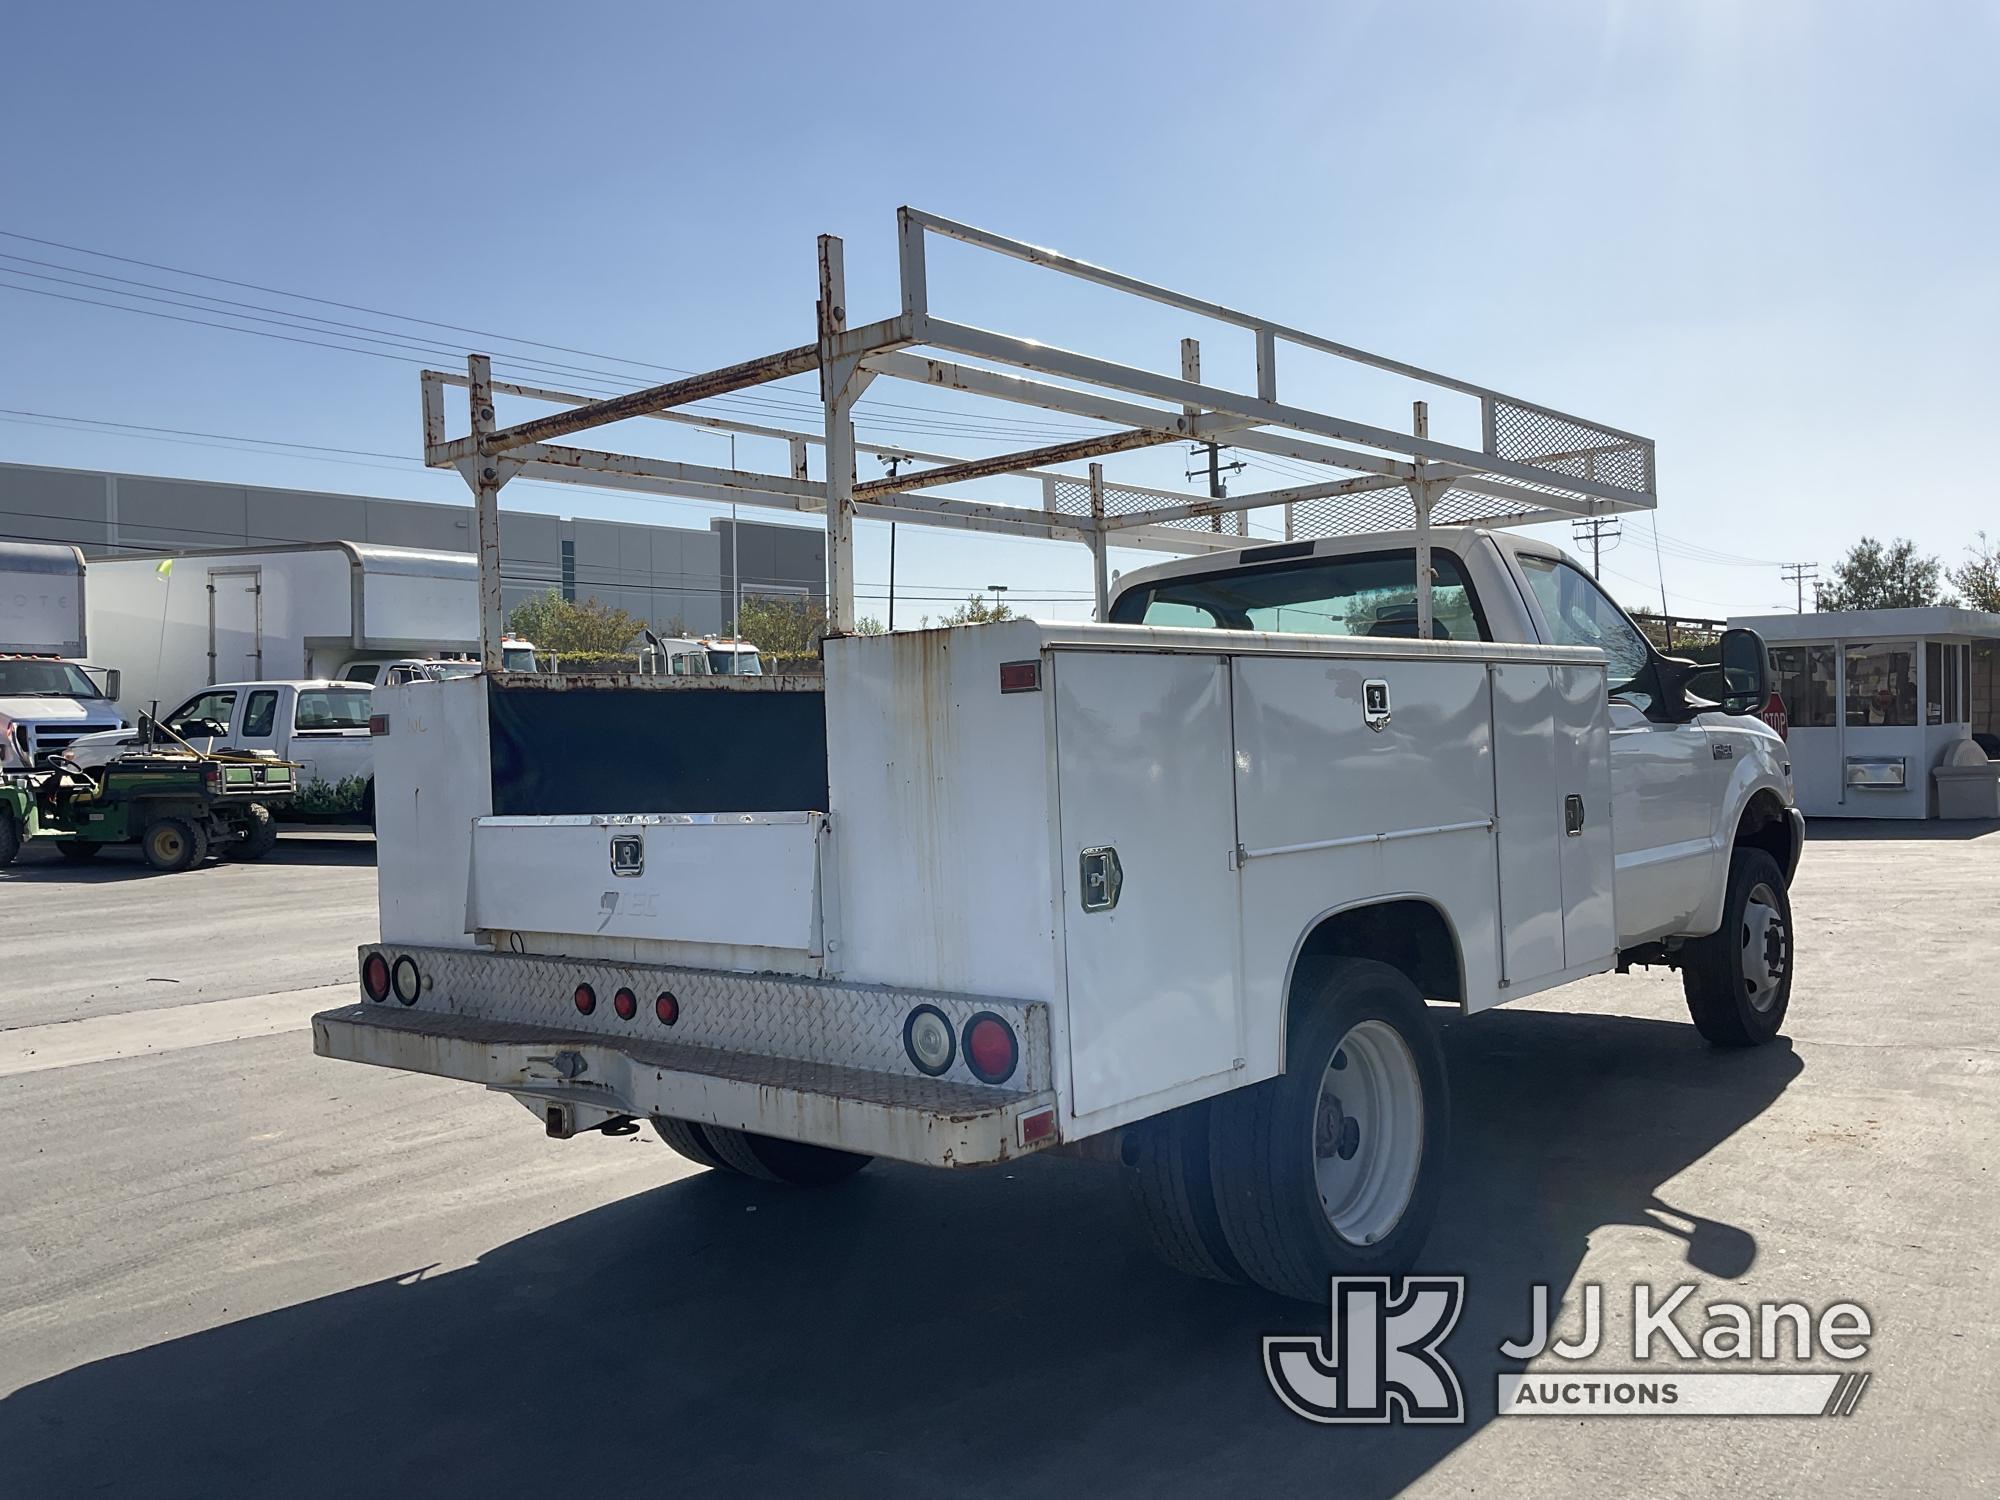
[102,668,122,702]
[1686,628,1770,717]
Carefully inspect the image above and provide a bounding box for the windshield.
[501,647,537,671]
[1108,548,1489,641]
[0,659,103,698]
[707,648,762,675]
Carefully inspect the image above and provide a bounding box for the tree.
[737,594,829,659]
[1949,532,2000,613]
[505,591,646,654]
[1816,537,1956,611]
[941,593,1015,625]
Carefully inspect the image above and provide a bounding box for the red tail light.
[962,1013,1019,1084]
[369,713,390,736]
[361,952,390,1002]
[573,983,596,1016]
[655,992,680,1026]
[612,987,638,1021]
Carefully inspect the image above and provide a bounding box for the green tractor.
[0,741,298,873]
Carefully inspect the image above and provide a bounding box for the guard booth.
[1728,608,2000,819]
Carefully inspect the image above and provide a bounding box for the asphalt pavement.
[1,823,1995,1497]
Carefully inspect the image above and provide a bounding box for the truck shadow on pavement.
[3,1009,1800,1500]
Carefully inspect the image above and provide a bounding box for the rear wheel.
[1682,847,1792,1046]
[1124,1099,1244,1283]
[141,816,208,873]
[56,841,102,862]
[227,803,280,861]
[652,1115,735,1173]
[700,1124,871,1186]
[1208,958,1449,1302]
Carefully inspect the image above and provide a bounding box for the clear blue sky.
[3,1,1994,621]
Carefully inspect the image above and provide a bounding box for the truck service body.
[318,527,1799,1295]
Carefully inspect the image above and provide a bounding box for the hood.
[0,696,122,726]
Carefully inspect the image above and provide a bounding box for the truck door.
[1053,649,1241,1121]
[286,684,374,812]
[207,569,262,685]
[1515,554,1720,943]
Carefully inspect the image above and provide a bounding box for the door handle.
[1564,794,1586,836]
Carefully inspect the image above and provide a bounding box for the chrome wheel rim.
[1312,1019,1424,1245]
[1742,880,1787,1012]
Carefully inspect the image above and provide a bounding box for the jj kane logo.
[1264,1277,1466,1424]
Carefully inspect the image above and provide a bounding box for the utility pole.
[884,455,902,631]
[1571,515,1622,579]
[1781,561,1818,613]
[1186,441,1245,533]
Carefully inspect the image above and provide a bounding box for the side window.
[1770,646,1837,728]
[1845,643,1916,727]
[240,690,279,738]
[171,690,238,730]
[293,688,372,731]
[341,664,381,685]
[1516,556,1652,697]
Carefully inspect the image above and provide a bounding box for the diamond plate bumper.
[318,945,1059,1168]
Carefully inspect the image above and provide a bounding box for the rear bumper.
[316,944,1058,1168]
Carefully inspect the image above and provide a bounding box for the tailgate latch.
[609,833,644,876]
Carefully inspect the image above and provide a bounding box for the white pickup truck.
[315,525,1800,1300]
[67,680,375,818]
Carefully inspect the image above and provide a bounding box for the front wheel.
[226,803,280,861]
[1208,958,1450,1302]
[1682,847,1793,1046]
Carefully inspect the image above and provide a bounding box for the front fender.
[1687,716,1800,936]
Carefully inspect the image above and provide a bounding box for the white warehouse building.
[0,460,826,634]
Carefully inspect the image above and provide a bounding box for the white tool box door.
[1052,650,1241,1119]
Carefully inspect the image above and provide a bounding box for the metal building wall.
[0,461,821,635]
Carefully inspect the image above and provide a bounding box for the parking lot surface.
[2,824,1996,1497]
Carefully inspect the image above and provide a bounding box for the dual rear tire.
[1127,957,1450,1302]
[652,1116,870,1187]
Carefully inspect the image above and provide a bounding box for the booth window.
[1845,642,1917,727]
[1927,642,1946,725]
[1770,645,1837,728]
[1976,644,1998,737]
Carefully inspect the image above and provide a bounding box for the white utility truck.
[0,541,126,771]
[307,209,1805,1300]
[319,528,1797,1299]
[86,540,480,717]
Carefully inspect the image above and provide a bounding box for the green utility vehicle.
[0,747,297,872]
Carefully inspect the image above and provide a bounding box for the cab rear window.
[1107,548,1489,642]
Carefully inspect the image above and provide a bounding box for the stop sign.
[1761,690,1790,741]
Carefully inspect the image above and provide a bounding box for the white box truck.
[0,541,127,770]
[87,540,484,717]
[315,527,1804,1301]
